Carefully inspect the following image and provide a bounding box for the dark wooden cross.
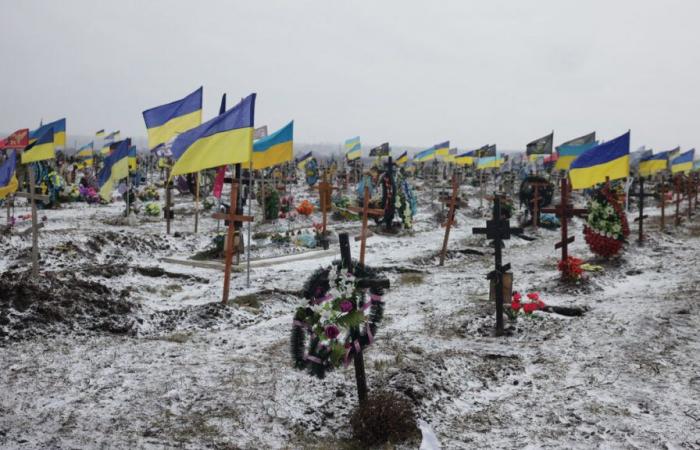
[212,180,254,304]
[529,181,548,230]
[472,195,522,336]
[542,177,588,261]
[439,175,466,266]
[14,164,50,277]
[347,185,384,265]
[686,174,693,219]
[628,177,654,244]
[658,177,667,231]
[338,232,390,406]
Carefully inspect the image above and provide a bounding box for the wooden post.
[194,172,200,233]
[165,168,173,235]
[359,186,370,265]
[674,175,681,226]
[339,232,368,405]
[532,182,542,229]
[439,175,459,266]
[660,179,666,231]
[686,175,692,219]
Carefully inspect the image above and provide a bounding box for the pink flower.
[325,325,340,339]
[340,300,353,313]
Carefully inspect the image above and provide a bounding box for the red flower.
[523,303,538,314]
[527,292,540,301]
[513,292,522,302]
[511,300,521,311]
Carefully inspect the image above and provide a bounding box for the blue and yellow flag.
[96,129,105,137]
[345,136,361,161]
[170,93,255,178]
[0,150,18,199]
[30,118,66,148]
[396,151,408,165]
[143,87,203,150]
[569,131,630,190]
[252,121,293,170]
[671,149,694,174]
[455,150,477,166]
[296,151,313,169]
[22,127,55,163]
[414,147,436,162]
[477,155,504,170]
[638,149,674,177]
[76,142,94,168]
[555,132,597,171]
[128,145,138,171]
[97,139,130,201]
[434,141,450,157]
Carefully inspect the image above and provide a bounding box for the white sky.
[2,0,699,151]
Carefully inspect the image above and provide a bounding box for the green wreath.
[291,260,385,379]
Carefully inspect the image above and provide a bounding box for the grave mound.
[0,270,136,341]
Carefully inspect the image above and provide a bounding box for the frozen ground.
[1,179,699,449]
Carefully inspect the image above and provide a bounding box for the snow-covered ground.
[1,179,699,449]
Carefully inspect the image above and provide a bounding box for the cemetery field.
[1,182,699,449]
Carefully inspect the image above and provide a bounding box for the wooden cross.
[337,232,390,405]
[529,181,548,230]
[211,181,254,304]
[472,194,523,336]
[14,164,50,277]
[439,175,464,266]
[541,177,588,261]
[686,174,693,219]
[347,185,384,265]
[628,177,654,244]
[314,170,338,234]
[382,156,397,232]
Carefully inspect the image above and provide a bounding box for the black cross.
[542,177,588,261]
[628,177,654,244]
[382,156,396,231]
[472,194,522,336]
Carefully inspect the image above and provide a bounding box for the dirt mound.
[0,270,138,342]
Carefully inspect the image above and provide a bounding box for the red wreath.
[584,187,629,258]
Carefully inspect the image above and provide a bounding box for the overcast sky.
[2,0,699,151]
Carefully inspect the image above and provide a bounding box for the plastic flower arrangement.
[79,185,101,204]
[507,291,545,320]
[557,256,584,282]
[138,185,160,201]
[144,202,161,216]
[584,186,629,258]
[296,199,314,216]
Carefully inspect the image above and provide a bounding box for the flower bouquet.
[584,187,629,258]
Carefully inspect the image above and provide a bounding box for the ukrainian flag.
[455,150,477,166]
[30,118,66,148]
[76,142,94,168]
[345,136,361,161]
[297,151,313,169]
[639,150,673,177]
[96,129,105,138]
[252,121,293,170]
[22,127,55,163]
[97,139,130,201]
[569,131,630,190]
[555,132,598,171]
[693,160,700,172]
[414,147,437,162]
[170,93,255,178]
[671,149,694,174]
[477,155,504,170]
[434,141,450,157]
[128,145,138,171]
[396,151,408,165]
[143,87,203,150]
[0,150,18,199]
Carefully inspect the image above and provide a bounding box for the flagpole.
[246,160,253,288]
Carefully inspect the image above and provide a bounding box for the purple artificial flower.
[325,325,340,340]
[339,300,353,313]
